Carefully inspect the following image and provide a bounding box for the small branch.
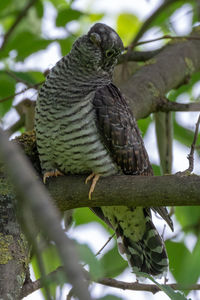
[157,99,200,112]
[0,81,43,103]
[0,0,37,50]
[22,266,200,297]
[128,34,200,49]
[5,70,35,86]
[21,266,64,298]
[186,114,200,172]
[118,49,162,63]
[95,233,115,257]
[130,0,176,46]
[95,276,200,294]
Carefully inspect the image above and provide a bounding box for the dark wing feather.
[92,83,173,231]
[93,83,152,175]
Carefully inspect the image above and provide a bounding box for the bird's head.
[71,23,124,77]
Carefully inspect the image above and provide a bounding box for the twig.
[118,49,162,63]
[66,287,75,300]
[5,116,25,135]
[95,233,115,257]
[157,100,200,112]
[21,266,200,297]
[127,34,200,50]
[130,0,176,47]
[186,114,200,172]
[0,0,37,50]
[5,70,35,86]
[0,81,43,103]
[95,276,200,294]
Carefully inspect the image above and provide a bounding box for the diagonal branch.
[117,27,200,120]
[130,0,180,47]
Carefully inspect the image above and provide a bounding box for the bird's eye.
[106,49,115,57]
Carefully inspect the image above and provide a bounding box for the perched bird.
[35,23,173,276]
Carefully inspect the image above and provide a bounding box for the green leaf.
[0,31,53,61]
[89,13,104,22]
[58,36,75,56]
[137,115,152,137]
[152,164,162,175]
[49,0,68,8]
[31,244,64,300]
[136,271,189,300]
[76,242,104,280]
[175,206,200,232]
[0,72,15,117]
[174,120,196,148]
[0,0,12,14]
[11,71,45,85]
[56,8,83,27]
[166,240,200,288]
[166,241,191,284]
[99,295,122,300]
[74,207,111,230]
[116,13,140,46]
[100,245,128,277]
[34,0,44,18]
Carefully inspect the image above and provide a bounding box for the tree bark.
[115,28,200,119]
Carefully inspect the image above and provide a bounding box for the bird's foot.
[43,170,63,184]
[85,173,100,199]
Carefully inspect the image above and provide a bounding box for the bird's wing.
[93,83,152,176]
[92,83,173,231]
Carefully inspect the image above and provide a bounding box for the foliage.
[0,0,200,300]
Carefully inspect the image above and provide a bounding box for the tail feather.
[116,217,168,277]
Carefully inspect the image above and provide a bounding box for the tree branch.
[95,276,200,294]
[45,174,200,212]
[117,27,200,119]
[157,99,200,112]
[21,266,200,297]
[118,49,162,63]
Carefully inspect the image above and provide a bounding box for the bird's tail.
[116,214,168,277]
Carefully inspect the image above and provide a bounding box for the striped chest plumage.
[35,90,118,177]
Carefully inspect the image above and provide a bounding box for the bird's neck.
[49,52,112,100]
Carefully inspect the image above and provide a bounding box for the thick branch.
[118,28,200,119]
[45,174,200,211]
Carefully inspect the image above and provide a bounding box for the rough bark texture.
[0,166,29,300]
[115,28,200,119]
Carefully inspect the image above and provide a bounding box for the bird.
[35,23,173,277]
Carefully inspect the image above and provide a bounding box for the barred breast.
[35,91,118,177]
